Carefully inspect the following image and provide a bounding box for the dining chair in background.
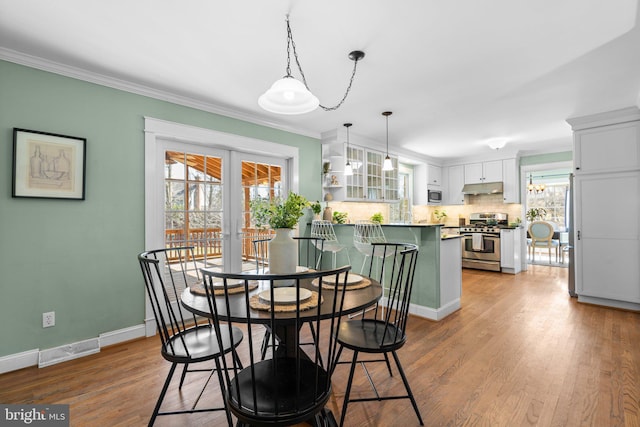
[138,247,244,426]
[528,221,559,263]
[201,265,352,427]
[335,242,424,427]
[310,220,351,268]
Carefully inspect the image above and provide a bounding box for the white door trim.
[143,117,299,334]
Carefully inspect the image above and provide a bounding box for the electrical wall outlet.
[43,311,55,328]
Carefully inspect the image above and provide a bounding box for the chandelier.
[258,15,365,115]
[528,174,545,194]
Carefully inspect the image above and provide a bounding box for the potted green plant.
[370,212,384,224]
[250,192,309,230]
[310,201,322,220]
[434,209,447,223]
[332,211,348,224]
[526,207,547,222]
[249,192,309,277]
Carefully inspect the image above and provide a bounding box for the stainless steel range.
[460,212,508,272]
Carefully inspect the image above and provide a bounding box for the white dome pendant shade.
[259,15,364,115]
[258,76,319,115]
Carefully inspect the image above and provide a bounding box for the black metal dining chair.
[201,265,351,427]
[253,236,325,360]
[335,242,424,427]
[138,247,244,426]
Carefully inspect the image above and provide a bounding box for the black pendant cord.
[285,16,363,111]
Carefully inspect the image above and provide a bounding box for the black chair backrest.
[138,247,204,358]
[366,243,419,345]
[252,238,271,273]
[201,265,351,425]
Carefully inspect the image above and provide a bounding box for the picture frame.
[12,128,86,200]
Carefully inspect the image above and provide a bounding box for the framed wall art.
[12,128,86,200]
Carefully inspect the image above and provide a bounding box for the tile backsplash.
[413,194,522,226]
[324,194,523,226]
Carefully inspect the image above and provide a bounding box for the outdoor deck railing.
[165,227,274,261]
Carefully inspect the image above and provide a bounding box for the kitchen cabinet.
[572,110,640,174]
[464,160,502,184]
[446,165,465,205]
[413,164,428,205]
[427,164,442,186]
[502,158,519,203]
[500,228,522,274]
[321,141,399,202]
[567,107,640,311]
[321,154,345,201]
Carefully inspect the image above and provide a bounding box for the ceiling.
[1,0,640,162]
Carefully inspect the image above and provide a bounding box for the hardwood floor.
[2,265,639,426]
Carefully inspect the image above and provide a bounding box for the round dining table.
[180,273,383,357]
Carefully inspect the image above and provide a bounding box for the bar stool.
[353,220,387,274]
[310,220,351,268]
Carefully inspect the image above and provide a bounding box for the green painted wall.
[520,151,572,166]
[0,60,322,358]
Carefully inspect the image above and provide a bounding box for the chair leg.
[391,350,424,426]
[261,329,271,360]
[149,362,178,426]
[178,363,188,389]
[383,353,393,376]
[339,350,360,427]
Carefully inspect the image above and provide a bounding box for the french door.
[143,118,299,333]
[160,140,288,273]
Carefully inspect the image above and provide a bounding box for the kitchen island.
[306,223,462,321]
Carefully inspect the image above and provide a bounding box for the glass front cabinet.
[322,138,399,202]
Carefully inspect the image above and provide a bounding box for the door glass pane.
[241,160,282,271]
[164,150,224,272]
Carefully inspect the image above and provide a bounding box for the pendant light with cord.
[344,123,353,176]
[258,15,365,115]
[382,111,394,171]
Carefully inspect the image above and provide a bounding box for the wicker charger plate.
[311,276,372,291]
[249,290,321,312]
[189,280,259,296]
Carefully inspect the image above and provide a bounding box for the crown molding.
[0,47,320,140]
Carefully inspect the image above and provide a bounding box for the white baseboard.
[409,299,461,321]
[577,295,640,312]
[99,324,146,347]
[0,324,147,374]
[0,349,39,374]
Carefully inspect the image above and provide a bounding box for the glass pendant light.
[382,111,394,171]
[344,123,353,176]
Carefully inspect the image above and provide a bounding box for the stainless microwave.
[428,189,442,203]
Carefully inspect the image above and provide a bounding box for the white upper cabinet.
[464,160,503,184]
[447,165,465,205]
[502,158,519,203]
[427,164,442,186]
[573,120,640,174]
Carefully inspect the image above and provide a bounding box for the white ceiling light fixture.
[487,138,508,150]
[382,111,394,171]
[344,123,353,176]
[258,15,365,115]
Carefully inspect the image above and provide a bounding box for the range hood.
[461,181,504,195]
